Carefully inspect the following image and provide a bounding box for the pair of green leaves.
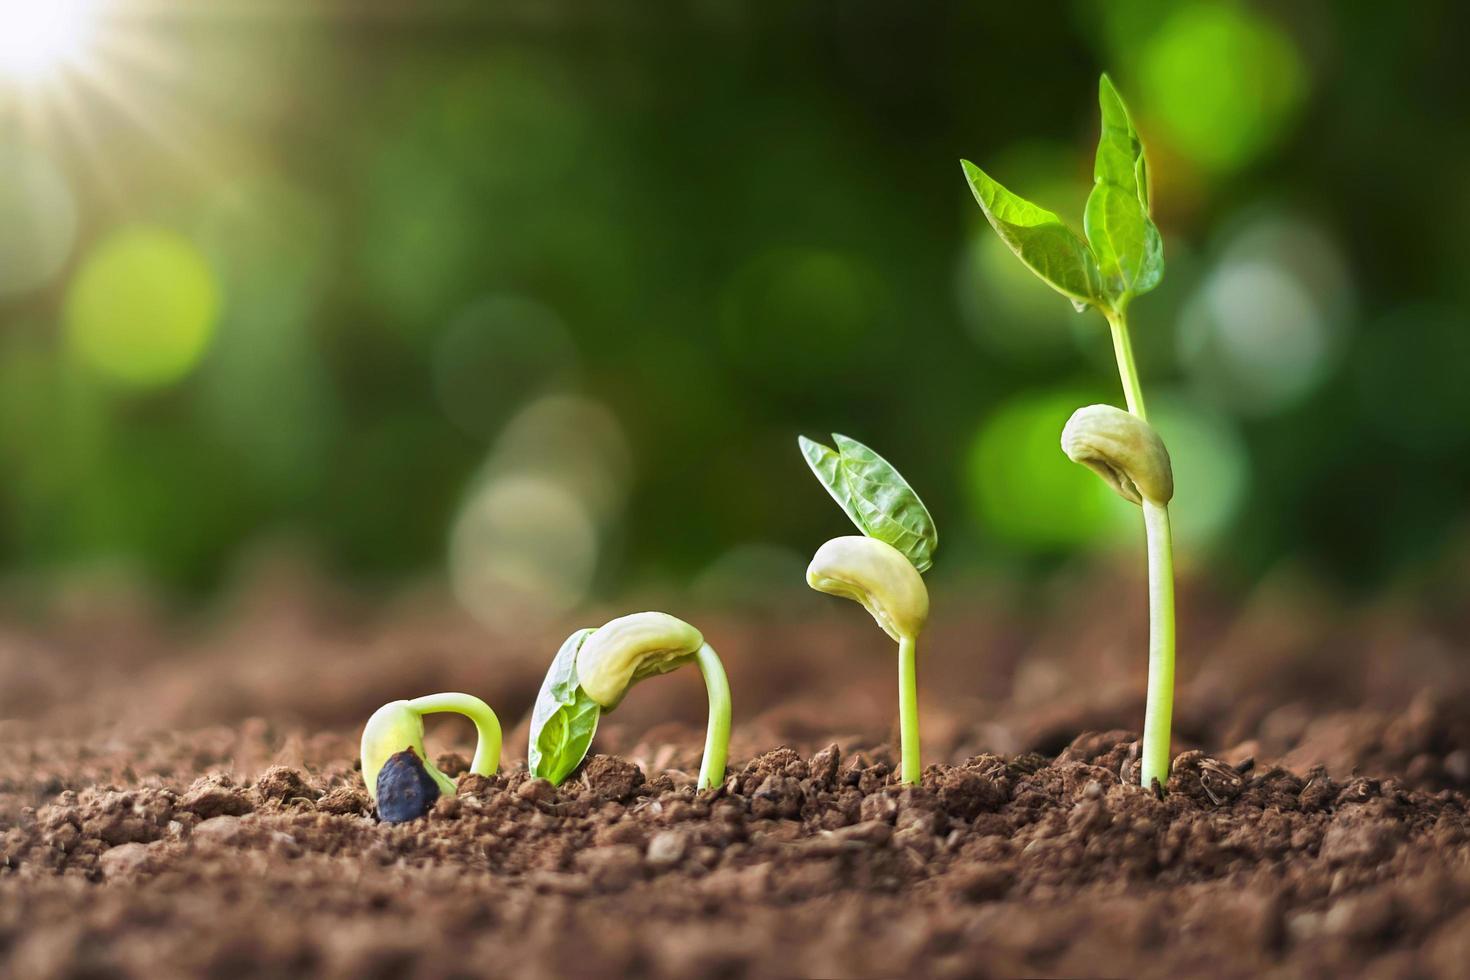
[961,75,1163,315]
[527,627,602,785]
[799,433,937,573]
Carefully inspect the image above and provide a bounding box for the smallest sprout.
[360,693,502,823]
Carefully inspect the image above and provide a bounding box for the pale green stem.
[407,692,503,796]
[897,634,920,783]
[1105,309,1148,420]
[1140,500,1175,790]
[694,643,731,790]
[1105,309,1177,790]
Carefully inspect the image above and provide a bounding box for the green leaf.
[799,435,866,532]
[1085,75,1164,304]
[528,628,602,785]
[799,434,938,573]
[1094,74,1150,207]
[960,159,1103,311]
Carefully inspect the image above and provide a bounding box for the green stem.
[1140,500,1175,790]
[694,643,731,790]
[1105,309,1176,789]
[407,692,503,794]
[1105,309,1148,420]
[897,634,920,783]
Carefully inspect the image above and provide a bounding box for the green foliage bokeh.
[0,0,1466,598]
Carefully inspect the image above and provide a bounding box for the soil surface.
[3,560,1470,978]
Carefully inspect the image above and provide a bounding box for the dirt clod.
[178,774,253,819]
[582,755,645,802]
[253,766,317,805]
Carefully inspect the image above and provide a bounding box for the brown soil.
[3,560,1470,978]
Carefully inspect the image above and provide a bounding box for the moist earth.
[2,567,1470,977]
[3,732,1469,978]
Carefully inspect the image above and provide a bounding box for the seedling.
[527,611,731,790]
[360,693,502,823]
[962,75,1178,789]
[799,434,937,783]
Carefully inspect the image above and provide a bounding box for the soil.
[3,558,1470,978]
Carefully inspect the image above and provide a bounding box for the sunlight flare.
[0,0,103,82]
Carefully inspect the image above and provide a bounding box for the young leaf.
[528,628,602,785]
[1085,75,1164,304]
[1094,74,1150,207]
[799,435,866,531]
[799,434,938,573]
[960,159,1103,311]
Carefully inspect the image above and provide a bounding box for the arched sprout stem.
[528,613,733,791]
[406,693,503,792]
[694,643,731,790]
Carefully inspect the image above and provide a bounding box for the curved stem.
[694,643,731,790]
[897,634,920,783]
[1140,500,1176,790]
[1104,309,1148,420]
[407,692,503,782]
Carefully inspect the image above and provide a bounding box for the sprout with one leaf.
[360,693,502,823]
[527,612,731,790]
[962,75,1179,789]
[800,434,937,784]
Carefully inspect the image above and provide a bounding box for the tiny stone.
[831,820,892,846]
[646,830,688,867]
[99,842,151,877]
[859,793,899,824]
[192,816,244,846]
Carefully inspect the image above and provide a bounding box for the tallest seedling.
[962,75,1178,789]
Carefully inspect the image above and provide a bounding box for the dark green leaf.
[799,434,938,573]
[1086,75,1164,303]
[528,628,602,785]
[961,159,1102,310]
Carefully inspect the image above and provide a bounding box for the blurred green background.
[1,0,1466,620]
